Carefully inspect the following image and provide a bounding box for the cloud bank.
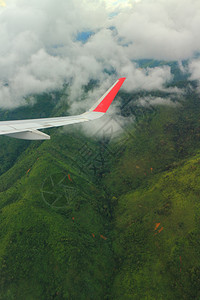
[0,0,200,109]
[137,96,179,107]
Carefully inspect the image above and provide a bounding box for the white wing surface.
[0,78,126,140]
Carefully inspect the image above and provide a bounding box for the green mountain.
[1,78,200,299]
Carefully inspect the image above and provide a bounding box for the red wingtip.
[93,77,126,113]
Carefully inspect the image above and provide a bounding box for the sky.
[0,0,200,109]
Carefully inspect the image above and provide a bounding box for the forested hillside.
[1,77,200,299]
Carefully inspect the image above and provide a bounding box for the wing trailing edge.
[6,130,50,140]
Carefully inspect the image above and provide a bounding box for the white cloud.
[188,58,200,92]
[113,0,200,60]
[0,0,199,109]
[189,59,200,81]
[137,96,179,107]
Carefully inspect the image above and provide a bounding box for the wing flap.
[6,130,50,140]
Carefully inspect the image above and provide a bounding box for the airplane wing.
[0,77,126,140]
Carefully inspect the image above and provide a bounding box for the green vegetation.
[0,133,113,299]
[110,152,200,299]
[1,78,200,299]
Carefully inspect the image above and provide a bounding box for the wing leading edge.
[0,77,126,140]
